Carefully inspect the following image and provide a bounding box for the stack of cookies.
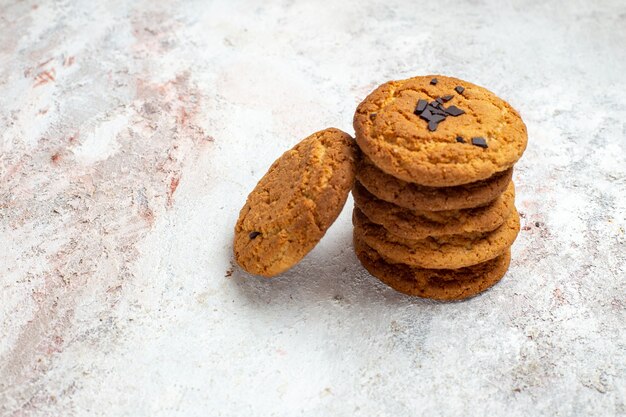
[233,74,527,301]
[352,76,527,300]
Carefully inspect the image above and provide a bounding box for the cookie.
[353,207,520,269]
[354,235,511,301]
[357,155,513,211]
[353,181,515,240]
[234,128,357,277]
[354,75,527,186]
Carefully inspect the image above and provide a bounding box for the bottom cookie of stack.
[354,235,511,301]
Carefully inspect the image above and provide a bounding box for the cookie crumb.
[225,261,235,277]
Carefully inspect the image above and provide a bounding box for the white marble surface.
[1,0,625,415]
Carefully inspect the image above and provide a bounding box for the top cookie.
[354,75,527,186]
[234,128,357,277]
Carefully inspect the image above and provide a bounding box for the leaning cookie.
[353,181,515,240]
[353,207,520,270]
[234,128,357,277]
[354,75,527,186]
[354,235,511,301]
[357,155,513,211]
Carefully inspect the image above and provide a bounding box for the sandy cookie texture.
[354,236,511,301]
[351,75,527,300]
[354,75,527,187]
[357,155,513,211]
[234,128,357,277]
[353,181,515,240]
[353,207,520,269]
